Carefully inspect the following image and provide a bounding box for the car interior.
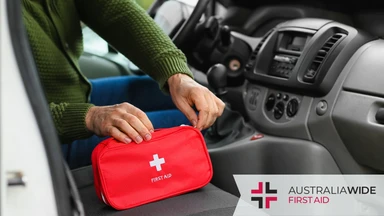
[10,0,384,215]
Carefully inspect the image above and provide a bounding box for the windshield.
[177,0,198,6]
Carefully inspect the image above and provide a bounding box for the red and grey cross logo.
[251,182,278,209]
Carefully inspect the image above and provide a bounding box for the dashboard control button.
[283,94,289,101]
[303,68,318,83]
[265,94,276,111]
[287,99,299,117]
[276,93,282,99]
[274,102,285,119]
[306,69,317,77]
[316,100,328,116]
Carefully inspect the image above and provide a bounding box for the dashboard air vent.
[245,30,273,72]
[303,33,345,83]
[250,30,273,60]
[313,34,343,64]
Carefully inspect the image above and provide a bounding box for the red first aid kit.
[91,126,213,210]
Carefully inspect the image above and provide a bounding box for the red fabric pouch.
[91,126,213,210]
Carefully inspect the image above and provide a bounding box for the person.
[22,0,225,167]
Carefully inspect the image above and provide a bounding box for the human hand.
[85,103,154,144]
[168,73,225,130]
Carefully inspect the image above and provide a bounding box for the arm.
[49,102,94,144]
[74,0,224,136]
[74,0,193,90]
[22,5,96,144]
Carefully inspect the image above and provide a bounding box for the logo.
[149,154,165,171]
[251,182,278,209]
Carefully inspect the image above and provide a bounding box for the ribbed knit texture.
[22,0,193,144]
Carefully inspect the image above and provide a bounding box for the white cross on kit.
[149,154,165,171]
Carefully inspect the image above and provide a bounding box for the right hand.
[85,103,154,144]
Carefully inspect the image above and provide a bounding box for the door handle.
[7,171,27,186]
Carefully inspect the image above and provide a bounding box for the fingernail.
[144,133,152,141]
[150,129,154,133]
[124,138,132,144]
[135,136,143,144]
[192,120,197,127]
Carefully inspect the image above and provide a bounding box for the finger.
[112,118,143,143]
[206,93,218,128]
[121,113,151,142]
[122,103,154,133]
[202,93,213,129]
[175,99,198,127]
[194,93,210,130]
[107,126,132,144]
[216,98,225,117]
[135,110,154,133]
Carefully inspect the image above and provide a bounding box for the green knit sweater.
[22,0,192,144]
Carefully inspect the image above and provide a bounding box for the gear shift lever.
[207,64,228,98]
[205,64,255,146]
[206,64,231,138]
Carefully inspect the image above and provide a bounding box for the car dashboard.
[242,18,372,139]
[207,17,384,196]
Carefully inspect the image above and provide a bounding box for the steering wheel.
[149,0,211,49]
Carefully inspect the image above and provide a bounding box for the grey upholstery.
[72,166,238,216]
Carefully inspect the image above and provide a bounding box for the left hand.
[168,73,225,130]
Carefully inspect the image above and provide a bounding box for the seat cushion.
[73,166,238,216]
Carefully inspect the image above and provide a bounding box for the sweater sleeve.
[49,102,94,144]
[74,0,193,91]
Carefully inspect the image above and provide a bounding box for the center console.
[244,19,368,96]
[240,19,372,138]
[268,31,311,79]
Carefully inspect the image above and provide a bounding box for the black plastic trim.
[6,1,72,215]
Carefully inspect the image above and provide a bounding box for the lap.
[65,75,191,169]
[89,75,176,111]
